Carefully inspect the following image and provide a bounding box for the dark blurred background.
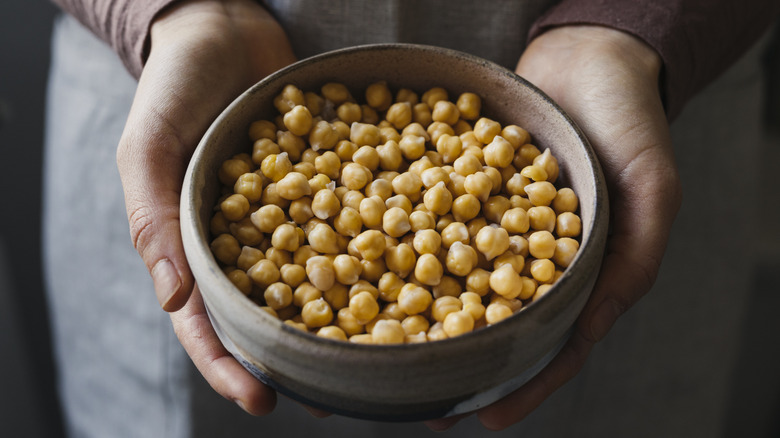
[1,2,779,438]
[0,1,62,437]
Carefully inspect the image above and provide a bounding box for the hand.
[428,25,682,431]
[115,0,296,415]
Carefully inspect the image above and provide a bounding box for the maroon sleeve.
[529,0,780,120]
[51,0,181,79]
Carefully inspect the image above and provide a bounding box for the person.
[44,0,780,436]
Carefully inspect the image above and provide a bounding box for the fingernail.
[590,299,622,341]
[235,398,249,413]
[151,258,181,309]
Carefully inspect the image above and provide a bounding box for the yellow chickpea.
[431,100,460,125]
[229,218,263,246]
[414,253,443,286]
[350,122,381,147]
[398,135,427,160]
[533,148,560,183]
[423,181,453,216]
[313,150,341,180]
[489,264,523,299]
[552,187,579,214]
[226,268,252,296]
[556,212,582,238]
[332,254,362,285]
[385,243,417,278]
[427,322,448,342]
[377,140,403,171]
[352,229,387,261]
[385,101,413,130]
[483,135,515,168]
[249,119,278,142]
[276,171,312,201]
[439,221,469,249]
[391,171,423,200]
[233,172,264,203]
[265,246,292,268]
[336,307,364,336]
[310,189,340,220]
[371,319,406,344]
[402,314,430,336]
[466,268,491,296]
[333,206,363,238]
[442,310,475,337]
[364,81,392,111]
[485,302,513,325]
[504,173,531,197]
[445,241,478,277]
[273,84,305,114]
[283,105,313,136]
[280,263,307,288]
[236,245,264,272]
[263,282,293,310]
[358,195,386,230]
[464,171,493,203]
[500,207,530,234]
[292,282,322,308]
[341,189,365,211]
[528,206,557,232]
[220,194,250,222]
[530,258,556,283]
[268,223,298,252]
[337,102,362,125]
[473,117,502,144]
[409,210,436,232]
[288,197,314,224]
[317,326,348,341]
[308,120,340,151]
[320,82,351,104]
[474,226,510,261]
[349,290,380,325]
[380,207,410,238]
[456,92,481,120]
[397,284,433,315]
[210,234,242,265]
[322,283,349,310]
[553,237,580,268]
[307,223,340,254]
[435,134,463,164]
[525,181,558,207]
[301,297,334,328]
[306,255,336,291]
[501,124,531,149]
[431,296,463,323]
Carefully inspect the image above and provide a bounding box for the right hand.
[115,0,296,415]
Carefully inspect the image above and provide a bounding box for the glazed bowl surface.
[180,43,608,421]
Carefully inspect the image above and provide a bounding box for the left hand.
[427,25,682,431]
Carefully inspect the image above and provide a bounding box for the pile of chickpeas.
[209,81,582,344]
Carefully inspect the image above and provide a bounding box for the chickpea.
[337,102,362,125]
[474,226,510,261]
[553,237,580,268]
[352,229,386,261]
[431,100,460,125]
[453,154,482,177]
[552,187,579,214]
[307,223,340,254]
[249,119,278,142]
[464,171,493,203]
[445,241,478,277]
[371,319,406,344]
[364,81,392,111]
[311,189,341,220]
[301,298,334,328]
[265,246,292,268]
[465,268,491,296]
[283,105,313,136]
[435,134,462,164]
[270,223,300,252]
[293,282,322,308]
[483,135,514,168]
[397,284,433,315]
[440,221,470,249]
[411,102,433,127]
[431,296,463,323]
[308,120,340,151]
[277,130,307,162]
[398,135,427,160]
[340,162,372,191]
[308,174,331,195]
[334,139,358,162]
[482,195,511,224]
[385,101,413,130]
[233,172,264,203]
[226,269,252,295]
[313,150,341,179]
[341,189,365,211]
[402,315,430,336]
[501,124,530,149]
[514,143,541,169]
[230,218,264,246]
[414,253,443,286]
[220,194,250,222]
[350,122,381,147]
[391,171,423,201]
[423,181,453,216]
[211,234,242,265]
[385,243,417,278]
[409,210,436,232]
[485,302,513,325]
[500,207,530,234]
[385,194,413,215]
[358,195,386,230]
[236,246,264,272]
[489,264,523,299]
[306,256,336,291]
[493,252,525,273]
[525,181,558,206]
[333,206,363,238]
[533,148,560,183]
[504,172,531,197]
[336,307,364,336]
[349,333,375,344]
[210,211,230,236]
[264,282,293,310]
[519,276,538,300]
[528,206,557,232]
[443,310,474,337]
[274,84,305,114]
[456,92,481,120]
[349,291,380,325]
[322,283,349,310]
[333,254,362,285]
[280,263,307,288]
[288,197,313,224]
[317,326,348,341]
[556,212,582,238]
[530,258,556,283]
[377,140,403,171]
[381,207,411,238]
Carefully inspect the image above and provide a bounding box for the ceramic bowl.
[180,43,608,421]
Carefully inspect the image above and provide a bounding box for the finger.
[476,331,594,430]
[169,286,277,415]
[425,413,466,431]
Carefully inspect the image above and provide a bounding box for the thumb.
[117,89,198,312]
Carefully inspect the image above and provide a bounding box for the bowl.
[180,43,608,421]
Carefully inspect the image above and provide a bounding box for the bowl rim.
[180,42,609,352]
